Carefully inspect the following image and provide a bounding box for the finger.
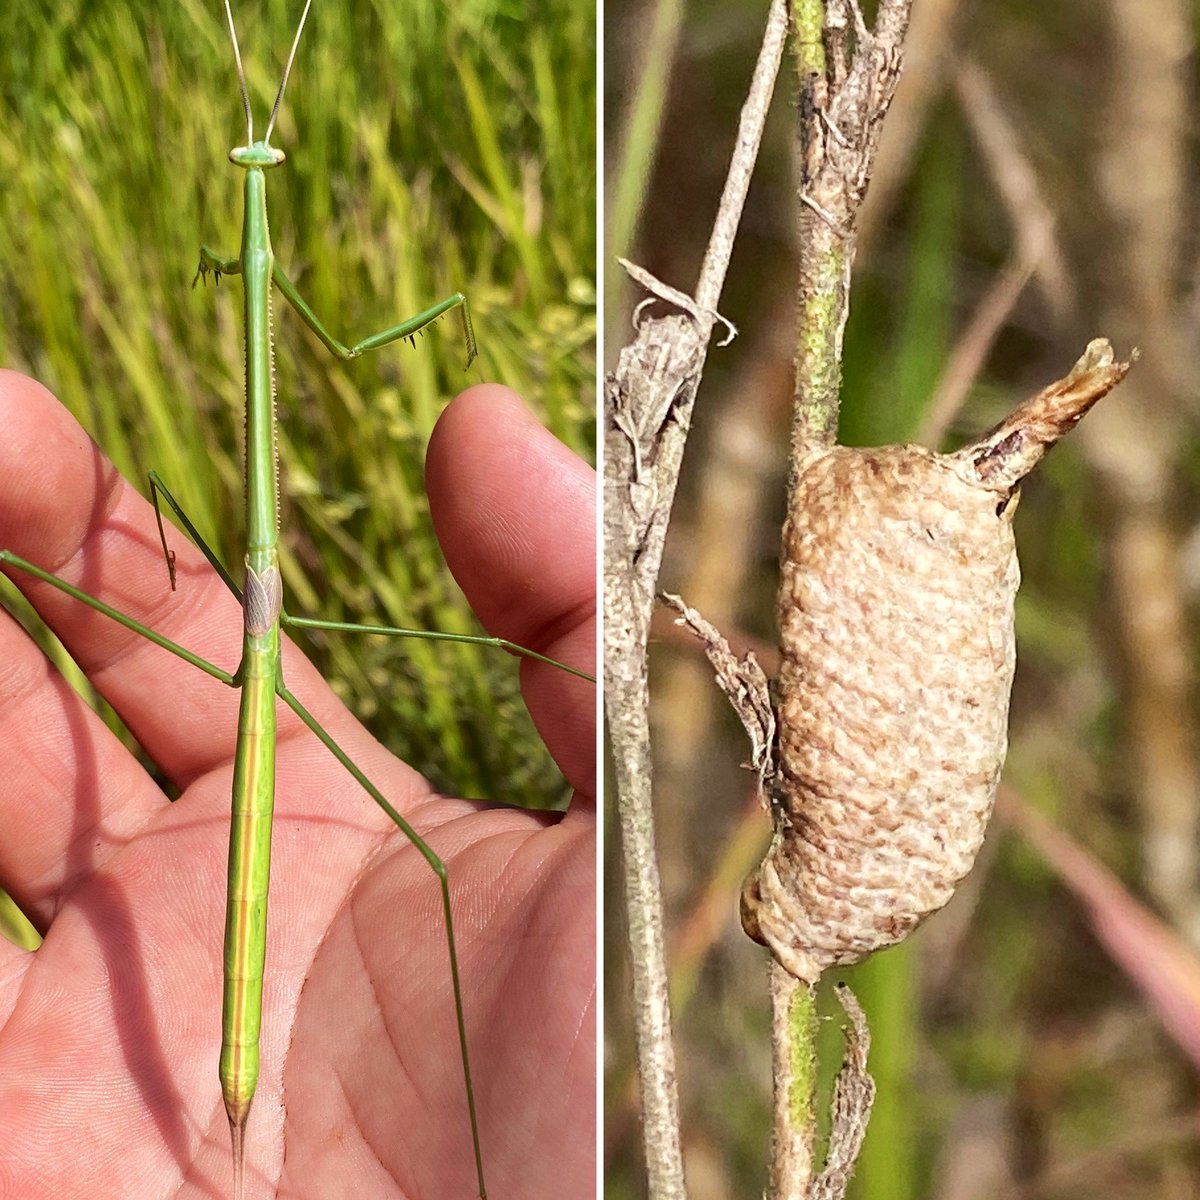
[0,373,350,788]
[0,599,167,922]
[425,385,596,802]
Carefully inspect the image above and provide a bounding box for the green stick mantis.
[0,2,595,1196]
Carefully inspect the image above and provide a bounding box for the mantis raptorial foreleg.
[196,246,477,369]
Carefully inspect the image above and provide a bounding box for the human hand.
[0,374,595,1199]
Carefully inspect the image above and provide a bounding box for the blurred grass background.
[606,2,1200,1199]
[0,0,595,804]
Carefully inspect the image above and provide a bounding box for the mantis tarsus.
[0,2,595,1196]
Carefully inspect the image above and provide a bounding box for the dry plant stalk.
[742,341,1134,983]
[604,4,790,1197]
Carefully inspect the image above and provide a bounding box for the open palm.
[0,374,595,1199]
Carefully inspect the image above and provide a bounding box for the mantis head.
[223,0,313,167]
[229,143,287,170]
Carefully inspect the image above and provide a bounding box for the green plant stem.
[776,0,912,1192]
[789,0,845,466]
[792,234,849,455]
[771,964,819,1199]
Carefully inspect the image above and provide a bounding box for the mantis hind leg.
[275,677,488,1200]
[148,471,242,601]
[280,611,594,682]
[0,548,238,948]
[0,551,236,688]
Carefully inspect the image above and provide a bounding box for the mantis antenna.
[266,0,315,142]
[222,0,253,144]
[222,0,314,145]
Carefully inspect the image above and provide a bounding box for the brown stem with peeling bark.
[788,0,912,477]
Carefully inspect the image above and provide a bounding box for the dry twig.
[604,3,789,1196]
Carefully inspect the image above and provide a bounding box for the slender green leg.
[148,474,178,591]
[276,677,488,1200]
[0,552,235,688]
[0,887,42,951]
[148,471,242,601]
[142,458,498,1192]
[146,472,593,682]
[282,612,594,682]
[271,263,477,369]
[0,552,235,951]
[0,556,492,1181]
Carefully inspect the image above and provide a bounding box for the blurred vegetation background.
[0,0,595,804]
[606,2,1200,1199]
